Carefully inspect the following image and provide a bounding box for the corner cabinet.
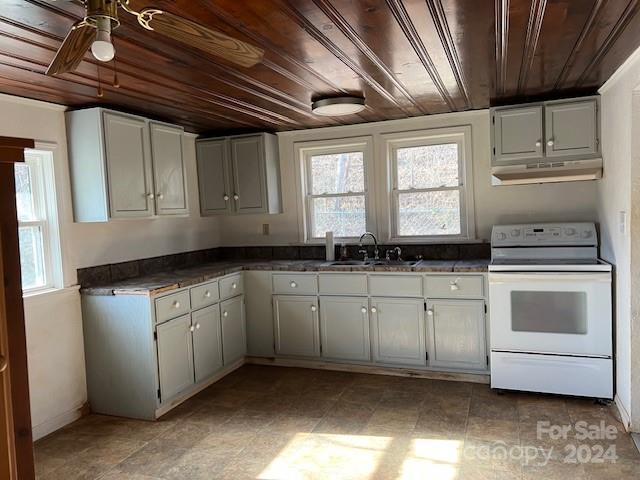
[66,108,188,222]
[196,133,282,216]
[491,96,600,166]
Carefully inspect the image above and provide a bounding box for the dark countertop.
[82,259,490,296]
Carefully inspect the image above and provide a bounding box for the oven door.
[488,272,611,357]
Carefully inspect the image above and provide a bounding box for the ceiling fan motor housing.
[85,0,120,30]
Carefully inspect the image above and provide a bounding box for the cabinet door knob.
[290,281,297,288]
[173,301,181,308]
[189,325,195,332]
[233,194,239,201]
[157,193,164,200]
[223,311,228,317]
[223,194,229,201]
[535,140,541,147]
[370,307,377,313]
[310,305,317,312]
[204,291,211,298]
[427,309,434,316]
[361,307,367,314]
[147,193,154,199]
[450,283,460,291]
[195,323,201,330]
[547,139,554,146]
[232,283,237,289]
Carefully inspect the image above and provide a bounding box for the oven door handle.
[488,273,611,283]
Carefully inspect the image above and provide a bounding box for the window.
[15,149,60,292]
[387,128,474,240]
[298,138,374,241]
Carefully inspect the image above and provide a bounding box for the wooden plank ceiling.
[1,0,640,134]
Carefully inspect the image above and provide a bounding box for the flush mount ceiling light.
[311,96,365,116]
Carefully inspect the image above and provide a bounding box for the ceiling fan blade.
[139,9,264,68]
[46,21,95,76]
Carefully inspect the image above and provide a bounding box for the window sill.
[23,285,80,301]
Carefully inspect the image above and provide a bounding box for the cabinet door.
[150,123,188,215]
[220,296,246,365]
[103,112,154,217]
[493,106,543,164]
[196,139,233,215]
[156,314,194,402]
[545,100,598,158]
[319,296,370,361]
[273,295,320,357]
[426,299,486,370]
[370,297,426,366]
[244,271,275,356]
[230,135,267,214]
[191,305,223,383]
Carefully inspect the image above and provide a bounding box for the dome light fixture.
[312,96,365,116]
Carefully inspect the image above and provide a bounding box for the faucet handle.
[358,248,368,261]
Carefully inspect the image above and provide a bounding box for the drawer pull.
[310,305,317,312]
[361,307,367,313]
[371,307,377,313]
[290,281,297,288]
[204,290,211,298]
[223,311,228,317]
[232,283,237,289]
[173,301,181,308]
[449,283,460,291]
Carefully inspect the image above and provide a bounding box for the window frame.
[16,147,62,294]
[384,127,475,243]
[296,136,376,243]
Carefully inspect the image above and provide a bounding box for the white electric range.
[488,222,613,399]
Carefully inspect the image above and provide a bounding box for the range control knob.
[510,229,521,237]
[581,230,593,239]
[565,227,577,236]
[496,232,507,241]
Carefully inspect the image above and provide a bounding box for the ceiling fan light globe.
[91,28,115,62]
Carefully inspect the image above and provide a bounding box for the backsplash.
[76,243,490,288]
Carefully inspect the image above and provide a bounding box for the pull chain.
[97,63,104,98]
[112,56,120,88]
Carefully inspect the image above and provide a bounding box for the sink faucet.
[386,246,402,261]
[359,232,379,261]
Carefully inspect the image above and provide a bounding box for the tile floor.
[35,365,640,479]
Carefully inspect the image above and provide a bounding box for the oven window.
[511,291,587,334]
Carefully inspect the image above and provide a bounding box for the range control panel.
[491,223,597,247]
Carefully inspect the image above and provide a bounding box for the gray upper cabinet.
[196,139,233,215]
[196,133,282,216]
[491,96,600,166]
[319,296,370,362]
[426,299,486,371]
[66,107,188,222]
[370,297,426,367]
[493,106,543,164]
[149,122,188,215]
[545,99,598,158]
[156,314,195,402]
[191,305,223,383]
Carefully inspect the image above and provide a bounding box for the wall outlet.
[262,223,270,235]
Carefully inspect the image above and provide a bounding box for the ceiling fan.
[46,0,265,76]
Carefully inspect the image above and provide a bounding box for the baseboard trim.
[246,356,490,384]
[615,394,633,431]
[32,405,85,441]
[154,358,245,418]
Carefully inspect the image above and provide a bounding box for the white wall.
[0,93,221,439]
[217,110,599,246]
[597,48,640,431]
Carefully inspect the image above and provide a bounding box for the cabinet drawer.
[318,274,367,295]
[424,275,484,298]
[273,274,317,295]
[369,275,422,298]
[219,273,243,299]
[190,280,220,310]
[155,290,191,324]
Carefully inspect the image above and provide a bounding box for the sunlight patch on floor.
[258,433,463,480]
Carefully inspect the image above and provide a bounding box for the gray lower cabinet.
[192,305,223,383]
[157,314,195,402]
[319,296,370,361]
[426,299,486,370]
[370,297,426,366]
[220,295,247,364]
[273,295,320,357]
[244,271,275,356]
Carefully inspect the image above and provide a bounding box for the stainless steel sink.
[327,260,370,266]
[328,260,419,267]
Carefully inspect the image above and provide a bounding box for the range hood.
[491,158,602,185]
